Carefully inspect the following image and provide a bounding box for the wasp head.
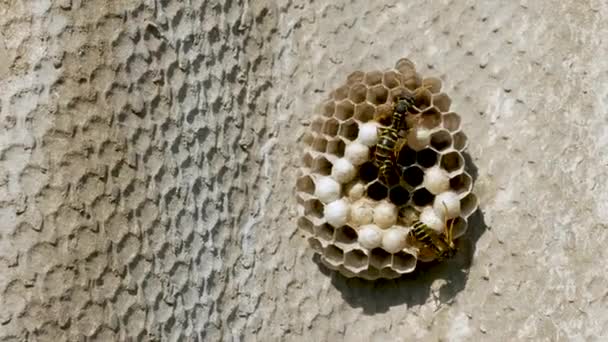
[395,96,415,114]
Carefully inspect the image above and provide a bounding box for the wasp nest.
[296,58,478,280]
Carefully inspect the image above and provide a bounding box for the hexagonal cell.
[369,247,392,268]
[367,85,389,105]
[453,131,468,151]
[307,237,323,253]
[347,71,365,85]
[367,181,388,201]
[326,138,346,157]
[312,155,333,175]
[430,130,453,152]
[450,172,473,196]
[381,169,400,187]
[443,112,461,132]
[298,216,314,234]
[362,266,380,279]
[401,166,424,187]
[364,70,383,86]
[359,161,379,182]
[398,206,420,226]
[389,186,410,206]
[412,188,434,207]
[413,87,432,110]
[395,58,416,75]
[324,245,344,265]
[460,192,479,218]
[383,70,403,89]
[392,251,416,273]
[422,77,442,94]
[322,100,336,117]
[296,175,315,194]
[304,198,324,218]
[348,84,368,104]
[374,103,393,125]
[440,151,464,173]
[322,118,339,136]
[335,100,355,121]
[417,148,438,168]
[312,136,328,152]
[354,103,375,122]
[397,145,417,167]
[344,249,368,271]
[380,267,400,279]
[332,85,349,100]
[389,87,415,106]
[302,132,314,146]
[314,223,335,241]
[311,117,324,132]
[433,93,452,112]
[302,152,313,168]
[420,106,442,129]
[335,225,358,245]
[338,119,359,141]
[449,217,467,239]
[337,265,357,278]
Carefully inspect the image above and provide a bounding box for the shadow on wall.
[313,152,489,314]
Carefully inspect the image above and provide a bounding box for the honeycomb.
[297,58,479,280]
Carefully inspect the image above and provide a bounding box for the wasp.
[374,95,416,184]
[409,204,457,261]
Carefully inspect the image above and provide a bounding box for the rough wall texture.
[1,0,608,341]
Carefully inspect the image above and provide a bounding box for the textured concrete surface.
[1,0,608,341]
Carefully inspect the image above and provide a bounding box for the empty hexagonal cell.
[369,247,392,268]
[395,58,416,75]
[332,85,349,100]
[335,225,358,245]
[296,175,315,194]
[392,251,416,273]
[397,146,417,167]
[335,100,355,121]
[304,198,324,218]
[389,186,410,206]
[379,267,400,279]
[314,223,335,241]
[344,249,368,271]
[401,166,424,187]
[460,192,479,218]
[354,103,375,122]
[308,238,324,254]
[322,118,339,136]
[450,172,473,195]
[440,151,464,173]
[367,181,388,201]
[443,112,461,132]
[430,130,453,152]
[312,136,328,152]
[383,70,403,89]
[412,188,434,207]
[449,217,467,239]
[422,77,442,94]
[326,138,346,157]
[338,120,359,141]
[413,87,432,110]
[323,245,344,265]
[347,71,365,85]
[432,93,451,112]
[420,107,442,129]
[359,161,379,182]
[348,84,368,104]
[453,131,468,151]
[311,117,324,132]
[298,216,314,234]
[322,100,336,117]
[302,132,314,147]
[364,70,383,86]
[312,155,333,175]
[416,148,438,167]
[367,85,389,105]
[302,152,313,168]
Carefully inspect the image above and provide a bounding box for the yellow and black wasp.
[409,204,457,261]
[373,95,416,184]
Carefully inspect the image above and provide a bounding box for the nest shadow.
[313,151,488,314]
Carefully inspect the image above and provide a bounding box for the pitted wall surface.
[1,1,608,341]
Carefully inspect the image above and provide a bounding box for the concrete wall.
[1,0,607,340]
